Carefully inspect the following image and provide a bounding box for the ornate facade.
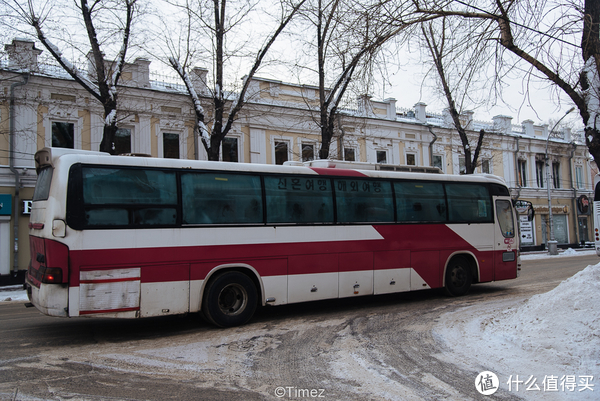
[0,39,593,283]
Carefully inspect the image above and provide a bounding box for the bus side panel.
[288,253,338,303]
[477,255,494,283]
[338,252,373,297]
[445,223,497,282]
[140,264,190,317]
[373,250,411,294]
[411,251,440,289]
[493,251,518,281]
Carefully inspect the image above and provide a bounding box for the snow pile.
[520,248,596,261]
[484,263,600,372]
[435,263,600,399]
[560,248,579,256]
[0,286,28,302]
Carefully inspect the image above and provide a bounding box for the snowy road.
[0,251,597,400]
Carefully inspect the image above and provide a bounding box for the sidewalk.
[520,247,597,260]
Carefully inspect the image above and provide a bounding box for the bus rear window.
[33,167,53,201]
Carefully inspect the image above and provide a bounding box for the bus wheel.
[202,271,258,328]
[444,257,472,297]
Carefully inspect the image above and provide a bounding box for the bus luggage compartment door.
[79,268,141,316]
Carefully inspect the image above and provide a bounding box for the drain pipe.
[9,73,29,276]
[427,126,437,167]
[569,142,579,246]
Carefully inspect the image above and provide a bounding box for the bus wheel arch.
[443,253,477,297]
[201,267,260,327]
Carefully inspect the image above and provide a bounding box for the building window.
[406,153,416,166]
[302,143,314,162]
[376,150,387,164]
[536,160,545,188]
[432,155,443,170]
[552,162,560,188]
[274,141,289,165]
[481,159,491,174]
[52,122,74,149]
[344,148,356,162]
[223,137,239,162]
[518,159,527,187]
[576,166,584,189]
[114,128,131,155]
[163,133,180,159]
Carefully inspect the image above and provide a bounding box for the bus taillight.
[40,266,63,284]
[43,239,68,284]
[28,236,69,285]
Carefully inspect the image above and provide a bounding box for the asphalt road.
[0,253,597,401]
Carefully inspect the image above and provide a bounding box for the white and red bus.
[26,147,524,327]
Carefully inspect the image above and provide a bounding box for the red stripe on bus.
[66,225,511,288]
[79,307,139,315]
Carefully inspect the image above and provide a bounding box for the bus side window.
[181,172,263,225]
[496,200,515,237]
[264,176,333,224]
[446,183,492,223]
[335,179,393,223]
[394,181,446,222]
[80,167,177,227]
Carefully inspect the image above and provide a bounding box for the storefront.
[517,196,593,251]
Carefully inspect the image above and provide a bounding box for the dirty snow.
[0,285,28,303]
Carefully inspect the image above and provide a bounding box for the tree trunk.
[99,100,118,154]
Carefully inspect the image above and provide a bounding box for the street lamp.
[545,106,576,255]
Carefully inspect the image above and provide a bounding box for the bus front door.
[494,199,518,281]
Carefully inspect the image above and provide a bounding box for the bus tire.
[202,271,258,328]
[444,256,472,297]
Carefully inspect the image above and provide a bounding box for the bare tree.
[6,0,137,154]
[421,18,486,174]
[291,0,433,160]
[413,0,600,164]
[164,0,306,161]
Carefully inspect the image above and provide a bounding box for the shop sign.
[514,200,531,214]
[22,200,33,215]
[577,195,590,215]
[533,205,569,214]
[0,194,12,216]
[519,215,534,245]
